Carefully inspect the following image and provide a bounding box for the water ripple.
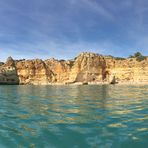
[0,85,148,148]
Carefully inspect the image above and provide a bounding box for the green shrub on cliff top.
[128,52,146,62]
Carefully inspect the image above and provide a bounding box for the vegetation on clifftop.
[129,52,147,62]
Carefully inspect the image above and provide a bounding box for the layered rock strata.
[0,52,148,85]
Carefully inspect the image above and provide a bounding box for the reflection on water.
[0,85,148,148]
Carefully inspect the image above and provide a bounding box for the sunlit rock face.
[70,52,107,82]
[0,52,148,85]
[16,59,50,85]
[105,57,148,83]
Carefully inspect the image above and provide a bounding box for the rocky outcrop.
[16,59,49,85]
[0,57,19,84]
[0,52,148,85]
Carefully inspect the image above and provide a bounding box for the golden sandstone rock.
[0,52,148,85]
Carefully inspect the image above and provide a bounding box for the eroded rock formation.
[0,52,148,85]
[0,57,19,84]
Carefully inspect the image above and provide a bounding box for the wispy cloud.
[0,0,148,61]
[80,0,114,20]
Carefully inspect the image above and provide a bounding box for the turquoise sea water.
[0,85,148,148]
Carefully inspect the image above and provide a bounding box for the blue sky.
[0,0,148,61]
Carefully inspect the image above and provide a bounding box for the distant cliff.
[0,52,148,85]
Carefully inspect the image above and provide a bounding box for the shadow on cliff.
[0,57,20,85]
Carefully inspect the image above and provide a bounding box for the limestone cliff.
[0,52,148,85]
[0,57,19,84]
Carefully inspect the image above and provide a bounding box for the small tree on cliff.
[129,52,146,61]
[134,52,142,57]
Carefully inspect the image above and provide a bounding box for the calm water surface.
[0,85,148,148]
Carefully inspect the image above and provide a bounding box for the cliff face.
[104,56,148,83]
[0,52,148,85]
[0,57,19,84]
